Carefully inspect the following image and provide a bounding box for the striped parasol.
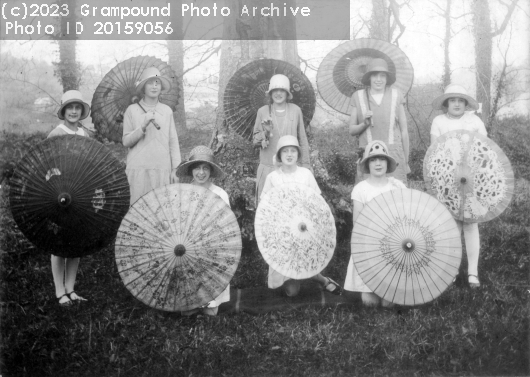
[317,39,414,114]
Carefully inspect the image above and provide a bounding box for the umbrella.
[316,38,414,115]
[9,135,130,258]
[115,183,242,312]
[223,58,316,140]
[91,55,180,143]
[255,183,336,279]
[424,130,514,223]
[352,188,461,306]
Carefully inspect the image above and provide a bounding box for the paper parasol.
[115,184,242,312]
[223,58,316,140]
[317,38,414,114]
[91,55,180,143]
[352,188,461,306]
[255,183,336,279]
[9,135,130,258]
[424,130,514,223]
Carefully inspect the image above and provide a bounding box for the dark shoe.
[58,294,72,306]
[468,274,480,288]
[323,277,343,296]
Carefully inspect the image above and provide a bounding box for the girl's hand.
[141,111,156,132]
[364,110,373,126]
[261,139,269,149]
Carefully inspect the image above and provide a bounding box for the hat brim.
[361,70,396,87]
[175,158,225,179]
[432,93,478,111]
[57,99,91,120]
[266,88,293,100]
[135,75,172,95]
[360,154,397,174]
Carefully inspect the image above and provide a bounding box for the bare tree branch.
[491,0,519,37]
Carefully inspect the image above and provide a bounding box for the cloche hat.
[57,90,90,120]
[266,74,293,100]
[135,67,172,95]
[274,135,301,164]
[176,145,225,179]
[432,84,479,111]
[361,58,396,87]
[359,140,397,174]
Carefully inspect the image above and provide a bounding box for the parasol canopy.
[115,184,242,312]
[316,38,414,114]
[255,183,336,279]
[9,135,130,258]
[352,188,461,306]
[223,58,316,140]
[91,55,180,143]
[424,130,514,223]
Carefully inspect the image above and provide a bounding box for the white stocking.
[51,255,66,298]
[457,221,480,276]
[64,257,80,293]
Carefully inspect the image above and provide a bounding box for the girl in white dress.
[176,146,231,315]
[344,140,406,307]
[430,84,486,288]
[260,135,342,297]
[48,90,91,306]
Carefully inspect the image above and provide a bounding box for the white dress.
[344,178,406,292]
[206,184,231,306]
[430,112,487,138]
[260,166,322,289]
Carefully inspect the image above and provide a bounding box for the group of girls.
[48,61,485,310]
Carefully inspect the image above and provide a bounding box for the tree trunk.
[167,40,187,135]
[54,0,79,91]
[472,0,492,128]
[370,0,390,41]
[442,0,452,87]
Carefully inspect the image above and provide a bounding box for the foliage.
[492,116,530,181]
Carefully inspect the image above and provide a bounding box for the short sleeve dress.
[430,111,487,138]
[344,177,406,292]
[259,166,321,289]
[122,101,181,204]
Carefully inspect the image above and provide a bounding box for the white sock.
[51,255,66,298]
[64,258,80,293]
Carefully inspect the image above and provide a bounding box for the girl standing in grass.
[48,90,91,306]
[122,67,181,204]
[253,74,311,206]
[430,84,486,288]
[348,58,410,184]
[345,140,406,307]
[176,146,231,316]
[260,135,342,297]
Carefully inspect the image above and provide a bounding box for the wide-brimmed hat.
[176,145,225,179]
[360,140,397,174]
[135,67,172,95]
[266,74,293,100]
[432,84,479,111]
[57,90,90,120]
[361,58,396,87]
[274,135,301,164]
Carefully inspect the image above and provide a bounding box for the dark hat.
[176,146,225,179]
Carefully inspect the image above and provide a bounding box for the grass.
[1,119,529,376]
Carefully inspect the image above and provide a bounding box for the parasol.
[316,38,414,115]
[9,135,130,258]
[255,183,336,279]
[91,55,180,143]
[223,58,316,140]
[352,188,461,306]
[424,130,514,223]
[115,184,242,312]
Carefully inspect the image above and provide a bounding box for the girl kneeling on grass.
[430,84,486,288]
[261,135,343,297]
[344,140,406,307]
[175,146,231,316]
[48,90,91,306]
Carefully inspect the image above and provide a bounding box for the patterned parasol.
[91,55,180,143]
[352,188,461,306]
[317,38,414,114]
[9,135,130,257]
[115,184,242,312]
[255,183,336,279]
[424,130,514,223]
[223,58,316,140]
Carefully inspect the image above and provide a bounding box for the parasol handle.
[298,223,307,232]
[174,244,186,256]
[133,97,161,130]
[402,239,415,252]
[58,193,72,208]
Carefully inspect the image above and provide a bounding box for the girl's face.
[271,89,288,105]
[280,146,298,166]
[144,78,162,99]
[192,163,211,185]
[368,156,388,177]
[370,72,387,91]
[446,97,466,117]
[63,103,83,125]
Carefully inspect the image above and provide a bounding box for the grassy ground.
[1,119,529,376]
